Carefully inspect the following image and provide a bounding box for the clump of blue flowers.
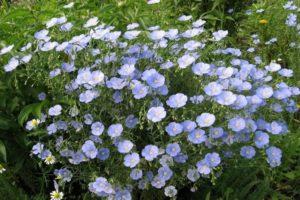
[2,1,300,199]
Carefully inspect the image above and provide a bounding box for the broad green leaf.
[17,101,47,126]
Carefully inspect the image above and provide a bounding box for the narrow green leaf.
[0,140,7,162]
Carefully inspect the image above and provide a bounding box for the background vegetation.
[0,0,299,199]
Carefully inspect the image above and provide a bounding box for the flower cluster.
[1,1,299,199]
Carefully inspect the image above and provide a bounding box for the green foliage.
[0,0,299,199]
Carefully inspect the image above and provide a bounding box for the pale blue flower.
[187,169,200,182]
[228,117,246,132]
[149,30,165,40]
[240,146,256,159]
[187,129,206,144]
[213,30,228,41]
[48,105,62,116]
[130,169,143,180]
[158,166,173,181]
[151,176,166,189]
[256,85,273,99]
[147,106,166,122]
[192,62,211,76]
[124,153,140,168]
[266,146,282,167]
[82,140,98,159]
[84,17,99,28]
[117,140,134,154]
[196,160,211,175]
[166,143,181,157]
[209,127,224,139]
[254,131,269,148]
[196,113,216,127]
[215,91,237,105]
[204,152,221,167]
[166,93,188,108]
[177,54,195,68]
[204,82,223,96]
[142,145,159,161]
[181,120,197,132]
[165,122,183,136]
[107,123,123,138]
[91,122,105,136]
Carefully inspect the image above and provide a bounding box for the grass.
[0,0,299,199]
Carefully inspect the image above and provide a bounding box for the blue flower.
[204,82,223,96]
[130,169,143,180]
[165,122,183,136]
[166,143,181,157]
[151,176,166,189]
[204,152,221,167]
[107,123,123,138]
[81,140,98,159]
[97,148,110,161]
[79,90,99,103]
[60,22,73,31]
[47,123,57,135]
[158,166,173,181]
[278,69,293,77]
[209,127,224,139]
[196,113,216,127]
[174,153,188,163]
[118,64,135,76]
[181,120,197,132]
[213,30,228,41]
[117,140,134,154]
[113,91,123,103]
[132,83,149,99]
[91,122,105,136]
[124,152,140,168]
[54,168,73,182]
[266,146,282,167]
[254,131,269,148]
[166,93,188,108]
[83,114,94,125]
[142,145,159,161]
[115,189,132,200]
[215,91,237,105]
[286,13,297,27]
[177,54,196,69]
[38,92,46,101]
[141,69,165,88]
[266,121,287,135]
[240,146,256,159]
[125,115,138,128]
[256,85,273,99]
[187,169,200,182]
[187,129,206,144]
[228,117,246,132]
[192,62,211,75]
[196,160,211,175]
[92,177,114,194]
[48,105,62,116]
[147,106,166,122]
[32,143,44,155]
[106,77,128,90]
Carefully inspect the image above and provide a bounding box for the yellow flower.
[45,155,56,165]
[31,119,40,127]
[259,19,268,24]
[50,190,64,200]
